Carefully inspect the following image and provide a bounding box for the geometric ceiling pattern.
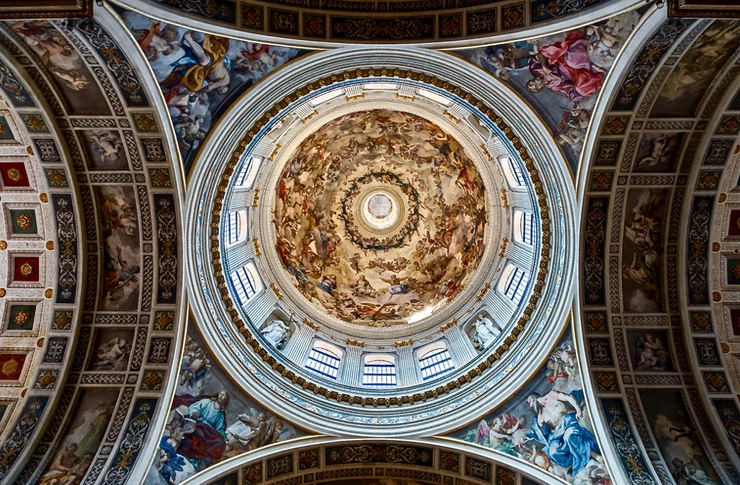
[0,2,739,485]
[123,0,646,45]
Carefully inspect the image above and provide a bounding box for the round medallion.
[14,310,30,326]
[19,262,34,277]
[366,193,392,221]
[7,168,21,182]
[16,213,32,230]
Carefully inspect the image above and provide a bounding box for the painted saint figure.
[526,30,604,104]
[524,390,600,477]
[170,391,229,467]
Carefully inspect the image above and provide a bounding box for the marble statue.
[260,320,290,349]
[472,315,501,350]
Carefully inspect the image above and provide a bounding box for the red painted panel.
[0,354,26,381]
[13,256,39,282]
[0,162,29,187]
[729,210,740,236]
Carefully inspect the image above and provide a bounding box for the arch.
[184,437,553,485]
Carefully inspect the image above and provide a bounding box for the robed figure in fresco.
[525,390,601,477]
[171,391,229,467]
[527,30,604,104]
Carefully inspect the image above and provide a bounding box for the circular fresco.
[274,109,488,324]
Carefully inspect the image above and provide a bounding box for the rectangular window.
[504,267,529,305]
[520,212,534,245]
[236,157,262,188]
[226,211,241,245]
[419,348,454,380]
[509,159,525,186]
[363,361,397,387]
[231,266,257,305]
[306,348,340,379]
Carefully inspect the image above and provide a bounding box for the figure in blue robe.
[525,390,600,476]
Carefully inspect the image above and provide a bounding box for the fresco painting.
[37,389,118,485]
[626,330,673,372]
[120,11,306,172]
[621,189,669,313]
[88,328,134,371]
[713,399,740,455]
[632,132,686,173]
[79,130,128,171]
[273,109,487,325]
[8,21,110,115]
[146,326,303,485]
[452,331,610,485]
[640,390,722,485]
[652,20,740,118]
[95,185,140,311]
[456,10,640,172]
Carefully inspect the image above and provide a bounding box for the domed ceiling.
[182,46,576,448]
[274,108,488,324]
[2,2,740,485]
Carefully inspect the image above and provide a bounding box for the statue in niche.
[260,320,290,349]
[472,315,501,351]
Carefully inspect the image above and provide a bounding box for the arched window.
[514,210,535,245]
[500,156,526,188]
[305,341,342,380]
[309,88,344,107]
[230,261,263,305]
[362,355,397,387]
[418,342,454,380]
[225,210,247,247]
[236,156,262,188]
[498,263,530,305]
[417,88,452,106]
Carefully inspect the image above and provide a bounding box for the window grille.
[519,211,534,245]
[362,359,397,387]
[419,347,454,380]
[305,346,340,380]
[503,266,529,305]
[226,211,241,245]
[508,158,525,186]
[230,263,260,305]
[236,157,262,188]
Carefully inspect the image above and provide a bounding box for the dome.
[273,108,488,326]
[186,48,576,436]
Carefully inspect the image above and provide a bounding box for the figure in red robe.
[526,30,604,104]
